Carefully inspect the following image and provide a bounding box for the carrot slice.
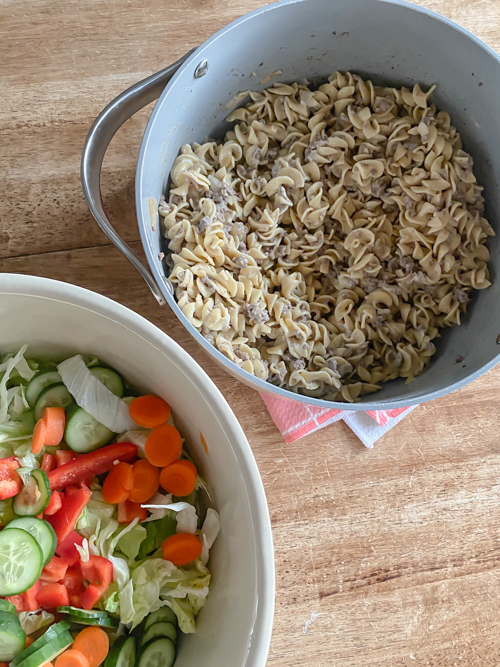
[108,462,134,490]
[55,651,89,667]
[128,459,160,503]
[31,418,47,455]
[117,499,147,524]
[72,627,110,667]
[25,637,34,647]
[144,424,182,467]
[162,532,202,567]
[101,461,134,504]
[42,407,66,447]
[159,459,197,496]
[101,475,129,504]
[129,395,171,428]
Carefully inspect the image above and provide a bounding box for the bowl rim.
[0,272,275,667]
[136,0,500,411]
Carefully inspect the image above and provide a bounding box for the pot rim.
[0,272,275,667]
[136,0,500,412]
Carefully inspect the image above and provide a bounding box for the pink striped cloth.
[260,392,416,448]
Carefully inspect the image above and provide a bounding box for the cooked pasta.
[159,71,494,402]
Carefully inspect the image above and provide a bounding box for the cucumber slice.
[5,517,57,566]
[10,621,70,667]
[90,367,125,398]
[13,469,51,517]
[140,622,177,648]
[57,606,110,619]
[25,371,62,409]
[0,610,25,661]
[144,607,178,630]
[0,598,16,613]
[14,630,73,667]
[34,383,72,421]
[67,614,119,629]
[65,405,114,453]
[137,638,175,667]
[0,527,43,595]
[0,497,16,527]
[104,636,136,667]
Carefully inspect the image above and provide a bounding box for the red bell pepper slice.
[48,443,138,491]
[56,530,84,566]
[47,485,91,545]
[6,581,41,612]
[81,556,113,588]
[23,580,41,611]
[63,566,86,606]
[79,584,106,610]
[0,457,21,500]
[44,489,63,516]
[118,499,147,524]
[41,454,56,473]
[37,583,69,609]
[55,450,78,467]
[40,555,69,583]
[80,556,113,610]
[5,594,27,613]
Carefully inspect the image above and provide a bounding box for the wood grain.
[2,0,500,665]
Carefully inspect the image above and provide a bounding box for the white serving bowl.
[0,273,274,667]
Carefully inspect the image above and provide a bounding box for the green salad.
[0,347,220,667]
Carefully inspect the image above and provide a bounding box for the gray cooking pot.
[82,0,500,411]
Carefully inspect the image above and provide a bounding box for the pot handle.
[81,50,196,305]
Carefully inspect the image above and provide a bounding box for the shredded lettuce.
[76,506,90,531]
[159,560,212,633]
[117,524,147,561]
[121,558,181,628]
[139,492,173,521]
[162,598,199,634]
[0,347,36,452]
[111,506,220,629]
[175,505,198,534]
[101,583,120,614]
[57,355,136,432]
[18,611,54,634]
[0,417,34,444]
[200,509,221,565]
[117,430,149,457]
[194,474,212,500]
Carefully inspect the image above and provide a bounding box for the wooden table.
[2,1,500,664]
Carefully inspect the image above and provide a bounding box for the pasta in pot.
[159,71,494,402]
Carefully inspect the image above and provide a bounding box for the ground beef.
[399,255,416,272]
[198,216,211,232]
[234,255,249,268]
[242,303,270,324]
[453,286,470,304]
[234,349,251,361]
[326,358,338,372]
[371,178,387,198]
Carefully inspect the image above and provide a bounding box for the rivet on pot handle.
[81,50,196,305]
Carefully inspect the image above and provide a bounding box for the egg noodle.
[159,71,493,402]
